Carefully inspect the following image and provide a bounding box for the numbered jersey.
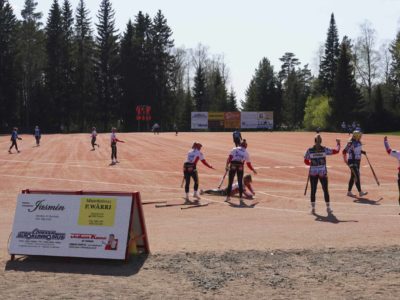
[185,149,204,165]
[229,147,251,164]
[304,146,336,177]
[344,140,363,161]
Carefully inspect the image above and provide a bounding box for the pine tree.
[45,0,64,131]
[227,88,238,111]
[151,10,175,126]
[389,31,400,107]
[319,13,340,96]
[74,0,96,130]
[119,19,135,130]
[331,36,362,126]
[193,64,207,111]
[0,0,18,131]
[60,0,74,130]
[16,0,46,129]
[95,0,119,130]
[208,67,228,111]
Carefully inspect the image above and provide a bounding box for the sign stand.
[9,190,150,261]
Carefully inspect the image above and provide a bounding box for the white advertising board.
[241,111,273,129]
[9,194,133,260]
[191,112,208,129]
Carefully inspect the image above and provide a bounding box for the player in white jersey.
[343,130,367,197]
[183,142,214,202]
[225,139,257,205]
[110,127,124,165]
[384,136,400,206]
[304,134,340,214]
[91,127,100,150]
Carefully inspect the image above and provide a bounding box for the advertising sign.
[224,112,241,129]
[9,194,133,260]
[191,112,208,129]
[208,112,224,129]
[241,111,274,129]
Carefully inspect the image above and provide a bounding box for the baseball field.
[0,131,399,299]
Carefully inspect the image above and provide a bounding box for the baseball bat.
[218,170,228,189]
[364,153,380,186]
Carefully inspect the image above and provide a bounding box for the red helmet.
[240,139,247,148]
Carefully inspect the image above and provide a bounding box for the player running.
[110,127,124,165]
[9,127,22,154]
[304,134,340,214]
[34,125,41,146]
[384,136,400,206]
[225,139,257,206]
[200,174,255,199]
[91,127,100,150]
[183,142,214,203]
[343,130,368,197]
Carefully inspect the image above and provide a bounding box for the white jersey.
[110,132,117,144]
[91,130,97,138]
[185,149,204,164]
[229,146,251,163]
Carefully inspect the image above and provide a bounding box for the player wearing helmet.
[225,139,257,206]
[183,142,214,202]
[304,134,340,214]
[343,130,367,197]
[110,127,124,165]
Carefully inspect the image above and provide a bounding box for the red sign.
[136,105,152,121]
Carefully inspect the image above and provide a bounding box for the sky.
[10,0,400,102]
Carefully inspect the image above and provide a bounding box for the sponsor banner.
[208,112,225,121]
[241,111,274,129]
[224,112,241,129]
[191,112,208,129]
[9,194,132,260]
[208,120,224,130]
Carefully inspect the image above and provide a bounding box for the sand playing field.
[0,131,399,299]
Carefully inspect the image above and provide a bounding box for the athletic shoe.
[224,196,231,202]
[193,193,201,200]
[311,208,315,214]
[199,189,204,195]
[347,191,355,197]
[327,207,333,214]
[239,199,246,206]
[359,191,368,197]
[184,197,191,204]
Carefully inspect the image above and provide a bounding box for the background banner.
[241,111,274,129]
[191,112,208,129]
[9,194,133,260]
[208,112,224,129]
[224,112,241,129]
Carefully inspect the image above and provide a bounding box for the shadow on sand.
[5,254,148,277]
[353,197,383,205]
[312,212,359,224]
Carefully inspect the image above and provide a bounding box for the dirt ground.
[0,131,399,299]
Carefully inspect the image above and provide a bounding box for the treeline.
[242,14,400,132]
[0,0,237,133]
[1,2,399,133]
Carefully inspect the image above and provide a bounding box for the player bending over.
[183,142,214,203]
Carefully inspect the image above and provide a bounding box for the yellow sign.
[78,198,117,226]
[208,112,225,121]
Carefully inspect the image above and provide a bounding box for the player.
[110,127,124,165]
[200,174,255,199]
[9,127,22,154]
[152,123,160,135]
[304,134,340,214]
[173,123,178,136]
[225,139,257,205]
[91,127,100,150]
[384,136,400,206]
[34,125,41,146]
[183,142,214,202]
[343,130,368,197]
[232,129,242,147]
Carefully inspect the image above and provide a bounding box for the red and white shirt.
[384,139,400,171]
[185,149,205,165]
[227,146,255,171]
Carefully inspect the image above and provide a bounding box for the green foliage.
[303,96,331,130]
